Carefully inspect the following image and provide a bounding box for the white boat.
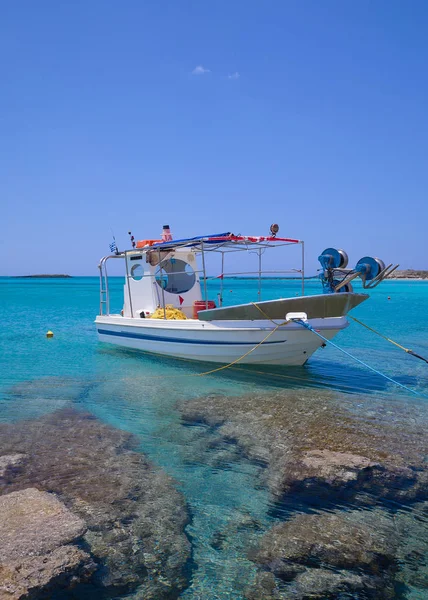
[95,227,396,366]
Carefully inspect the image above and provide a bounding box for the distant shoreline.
[14,274,72,279]
[386,269,428,280]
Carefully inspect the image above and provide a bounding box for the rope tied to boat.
[120,312,290,380]
[348,315,428,365]
[294,319,424,397]
[249,302,425,397]
[193,317,290,376]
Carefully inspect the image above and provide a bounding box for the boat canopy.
[146,233,301,252]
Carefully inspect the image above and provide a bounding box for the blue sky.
[1,0,427,276]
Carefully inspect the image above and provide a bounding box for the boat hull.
[95,315,348,366]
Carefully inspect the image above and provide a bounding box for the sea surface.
[1,276,427,598]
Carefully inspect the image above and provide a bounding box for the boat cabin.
[98,230,305,319]
[123,247,202,318]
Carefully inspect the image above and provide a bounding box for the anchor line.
[248,302,425,396]
[349,315,428,365]
[295,319,424,397]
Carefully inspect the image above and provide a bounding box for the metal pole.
[201,241,209,309]
[258,248,262,302]
[98,262,104,315]
[124,252,134,318]
[158,248,167,319]
[105,260,110,315]
[219,251,224,306]
[301,241,305,296]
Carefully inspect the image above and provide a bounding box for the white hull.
[95,315,348,366]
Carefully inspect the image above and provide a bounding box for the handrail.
[98,253,124,316]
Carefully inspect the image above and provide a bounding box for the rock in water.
[0,378,94,421]
[179,389,428,597]
[0,487,86,558]
[179,390,428,504]
[0,454,26,478]
[0,408,191,599]
[0,487,95,599]
[247,509,400,599]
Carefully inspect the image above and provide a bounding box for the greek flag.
[109,241,117,253]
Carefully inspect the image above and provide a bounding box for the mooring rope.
[295,319,424,397]
[102,317,289,380]
[349,315,428,365]
[190,318,290,376]
[38,302,426,392]
[248,302,425,396]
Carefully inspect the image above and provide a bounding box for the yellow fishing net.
[150,305,187,320]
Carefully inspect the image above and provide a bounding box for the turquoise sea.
[1,276,428,598]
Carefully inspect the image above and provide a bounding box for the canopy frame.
[98,233,305,316]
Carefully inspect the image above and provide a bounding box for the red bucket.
[193,300,216,319]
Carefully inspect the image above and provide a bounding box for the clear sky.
[1,0,427,276]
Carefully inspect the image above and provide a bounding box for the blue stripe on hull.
[97,328,284,345]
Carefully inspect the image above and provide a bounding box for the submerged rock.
[0,487,87,559]
[0,408,191,599]
[179,390,428,505]
[0,487,95,599]
[394,501,428,591]
[180,389,428,598]
[0,454,27,478]
[288,569,390,600]
[0,378,94,422]
[252,509,398,575]
[246,508,400,599]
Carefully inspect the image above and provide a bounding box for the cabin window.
[130,264,144,281]
[155,259,196,294]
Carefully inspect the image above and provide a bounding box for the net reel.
[318,248,398,294]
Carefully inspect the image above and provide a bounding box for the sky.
[1,0,427,276]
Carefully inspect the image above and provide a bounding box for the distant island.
[387,269,428,280]
[15,274,72,279]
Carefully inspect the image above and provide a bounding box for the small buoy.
[46,330,54,338]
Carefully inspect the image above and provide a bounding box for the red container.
[193,300,216,319]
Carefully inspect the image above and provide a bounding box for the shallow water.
[1,276,427,598]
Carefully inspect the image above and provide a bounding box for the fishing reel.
[318,248,398,294]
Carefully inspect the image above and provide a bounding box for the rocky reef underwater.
[179,388,428,599]
[0,406,191,600]
[0,376,427,600]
